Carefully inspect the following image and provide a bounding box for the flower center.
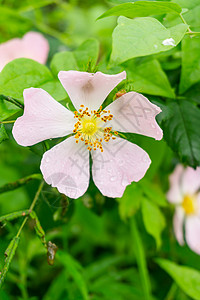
[81,119,97,135]
[182,195,196,215]
[73,104,118,152]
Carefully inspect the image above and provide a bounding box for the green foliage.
[50,38,99,75]
[0,0,200,299]
[57,251,89,300]
[98,1,181,20]
[141,198,166,248]
[157,259,200,300]
[0,237,20,287]
[0,124,8,144]
[125,58,175,98]
[117,184,143,221]
[110,16,188,64]
[179,36,200,93]
[157,99,200,167]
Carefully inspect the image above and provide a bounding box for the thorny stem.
[0,95,24,110]
[16,181,44,238]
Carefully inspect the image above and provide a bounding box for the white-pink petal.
[0,31,49,71]
[105,92,163,140]
[185,216,200,255]
[181,167,200,196]
[58,70,126,111]
[12,88,75,146]
[173,207,185,246]
[167,165,184,204]
[91,136,151,198]
[40,136,90,199]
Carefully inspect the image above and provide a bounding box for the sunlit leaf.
[110,16,188,64]
[98,1,181,20]
[141,198,166,248]
[156,259,200,300]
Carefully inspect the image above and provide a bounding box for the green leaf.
[57,251,89,300]
[0,237,20,287]
[183,83,200,104]
[74,38,99,71]
[141,198,166,248]
[0,58,66,120]
[117,183,143,221]
[110,16,188,64]
[125,58,175,98]
[179,36,200,93]
[50,38,99,76]
[50,52,78,76]
[131,217,152,300]
[0,58,65,101]
[158,99,200,167]
[98,1,181,20]
[140,179,167,207]
[0,125,9,144]
[156,259,200,300]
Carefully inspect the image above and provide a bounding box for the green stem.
[185,31,200,35]
[0,120,15,124]
[130,217,151,300]
[16,181,44,238]
[0,94,24,109]
[0,174,42,194]
[164,282,178,300]
[179,13,192,33]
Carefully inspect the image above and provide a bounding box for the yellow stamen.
[182,195,196,215]
[73,105,117,152]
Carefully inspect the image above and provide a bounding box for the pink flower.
[167,165,200,254]
[0,32,49,71]
[12,71,162,199]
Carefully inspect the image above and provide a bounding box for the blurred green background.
[0,0,200,299]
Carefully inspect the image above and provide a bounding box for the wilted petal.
[13,88,75,146]
[40,136,90,199]
[105,92,162,140]
[173,207,185,246]
[91,136,151,198]
[185,216,200,255]
[181,167,200,196]
[0,31,49,71]
[58,70,126,111]
[167,165,184,204]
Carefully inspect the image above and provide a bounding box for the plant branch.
[0,95,24,109]
[16,181,44,238]
[0,174,42,194]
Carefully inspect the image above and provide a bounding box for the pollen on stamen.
[73,104,116,152]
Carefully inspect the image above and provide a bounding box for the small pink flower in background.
[167,165,200,254]
[0,31,49,71]
[12,70,162,199]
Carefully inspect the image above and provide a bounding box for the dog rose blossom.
[167,165,200,254]
[0,31,49,71]
[13,70,162,198]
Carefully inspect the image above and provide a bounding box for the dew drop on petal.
[110,176,117,182]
